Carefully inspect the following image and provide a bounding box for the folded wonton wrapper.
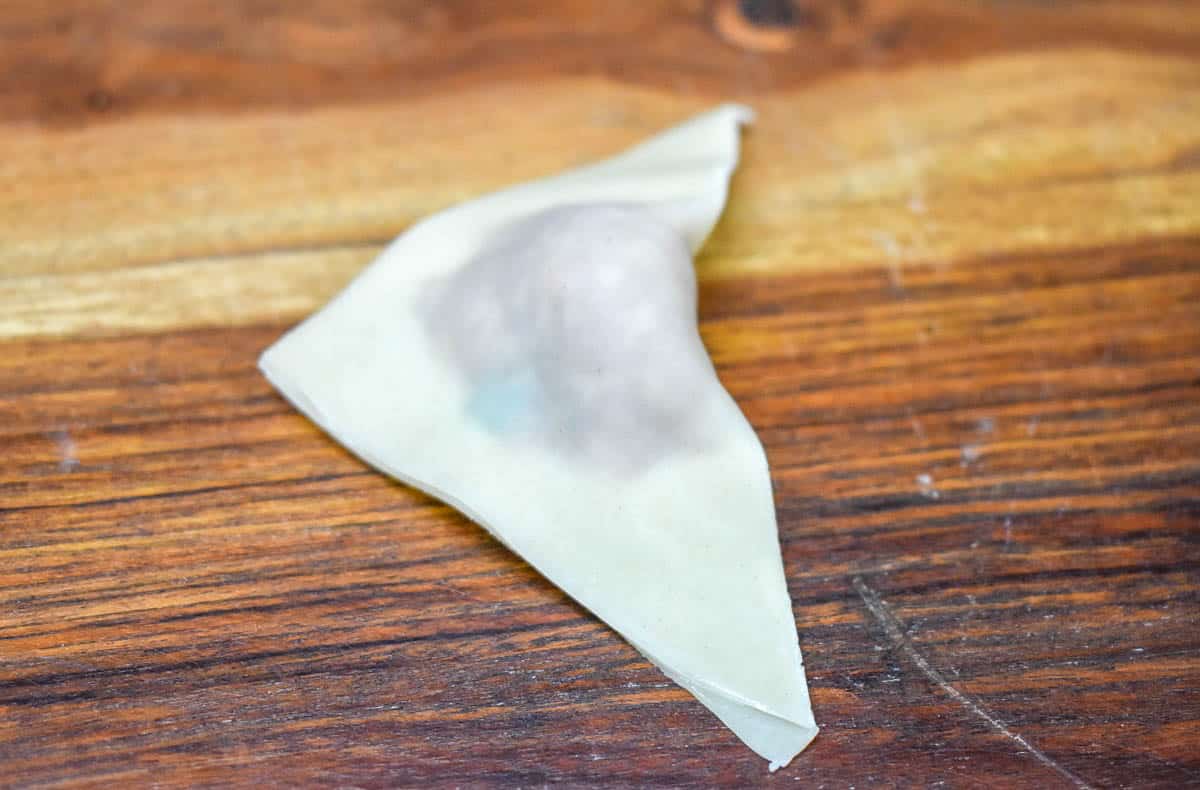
[259,105,818,769]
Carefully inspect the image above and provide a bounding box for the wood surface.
[2,1,1199,787]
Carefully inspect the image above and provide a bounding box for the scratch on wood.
[905,406,928,446]
[851,576,1096,790]
[50,429,80,472]
[431,579,476,600]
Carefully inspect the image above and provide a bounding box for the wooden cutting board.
[2,2,1198,786]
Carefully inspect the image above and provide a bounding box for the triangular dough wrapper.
[259,105,818,769]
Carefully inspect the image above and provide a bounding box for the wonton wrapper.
[260,105,818,769]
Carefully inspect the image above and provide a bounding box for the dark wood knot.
[739,0,799,28]
[714,0,801,52]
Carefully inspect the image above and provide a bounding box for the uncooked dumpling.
[259,105,819,769]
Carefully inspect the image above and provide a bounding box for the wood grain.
[2,1,1199,787]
